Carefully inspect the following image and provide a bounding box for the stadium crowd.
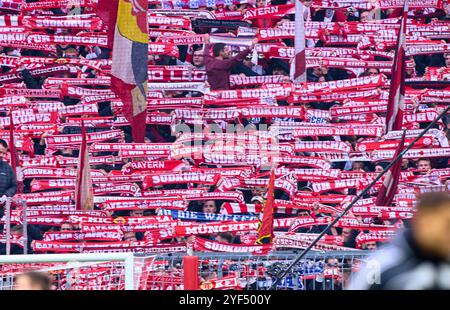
[0,0,450,289]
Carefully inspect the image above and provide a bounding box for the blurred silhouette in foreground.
[348,191,450,290]
[14,271,52,290]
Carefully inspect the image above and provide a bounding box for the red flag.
[97,0,148,142]
[385,0,408,133]
[9,111,23,193]
[75,121,94,210]
[375,131,406,206]
[255,168,276,245]
[291,0,306,83]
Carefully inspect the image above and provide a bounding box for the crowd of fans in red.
[0,0,450,289]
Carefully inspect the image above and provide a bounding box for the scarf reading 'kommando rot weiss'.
[293,126,383,137]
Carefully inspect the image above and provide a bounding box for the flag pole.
[291,0,306,83]
[269,104,450,289]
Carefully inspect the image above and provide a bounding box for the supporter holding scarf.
[203,34,258,90]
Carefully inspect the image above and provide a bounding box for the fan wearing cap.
[251,195,264,205]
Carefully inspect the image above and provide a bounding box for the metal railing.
[145,251,369,290]
[0,250,368,290]
[0,195,369,290]
[1,197,28,255]
[0,253,136,290]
